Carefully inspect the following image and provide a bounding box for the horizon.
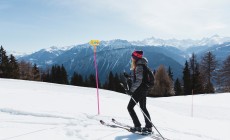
[5,34,229,55]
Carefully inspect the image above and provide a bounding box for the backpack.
[142,65,155,88]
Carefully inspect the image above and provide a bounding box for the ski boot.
[130,126,142,133]
[142,127,153,135]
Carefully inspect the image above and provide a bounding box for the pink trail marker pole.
[89,40,100,115]
[93,46,100,115]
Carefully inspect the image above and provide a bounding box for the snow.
[0,78,230,140]
[131,35,230,50]
[45,46,73,53]
[45,60,53,65]
[7,51,31,58]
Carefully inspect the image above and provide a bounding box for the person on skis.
[125,50,152,134]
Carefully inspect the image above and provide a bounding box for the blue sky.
[1,0,230,53]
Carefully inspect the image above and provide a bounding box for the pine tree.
[41,68,51,82]
[190,53,196,76]
[32,64,40,81]
[217,55,230,92]
[0,46,9,78]
[9,54,20,79]
[167,66,173,81]
[78,74,84,86]
[200,51,218,93]
[71,72,84,86]
[84,76,89,87]
[51,65,57,83]
[56,65,61,83]
[190,53,196,92]
[71,72,78,85]
[108,71,115,90]
[174,78,183,95]
[102,81,109,89]
[193,64,204,94]
[114,73,123,93]
[61,64,68,84]
[183,61,192,95]
[88,74,96,87]
[189,53,204,94]
[49,64,68,84]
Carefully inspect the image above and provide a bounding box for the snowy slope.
[0,79,229,140]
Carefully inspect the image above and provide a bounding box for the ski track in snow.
[0,108,76,120]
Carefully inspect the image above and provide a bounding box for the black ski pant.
[127,87,152,128]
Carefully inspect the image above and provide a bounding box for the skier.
[125,50,152,134]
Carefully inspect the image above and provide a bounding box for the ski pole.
[130,95,165,140]
[120,83,165,140]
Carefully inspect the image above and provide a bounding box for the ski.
[110,118,170,140]
[112,118,153,136]
[100,120,130,131]
[100,120,165,140]
[112,118,132,128]
[100,120,152,136]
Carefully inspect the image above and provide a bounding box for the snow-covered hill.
[0,78,229,140]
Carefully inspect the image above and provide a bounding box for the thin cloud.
[1,0,230,52]
[54,0,230,39]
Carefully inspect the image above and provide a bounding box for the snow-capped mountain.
[18,39,184,82]
[44,46,73,53]
[18,45,73,66]
[131,35,230,50]
[18,35,230,82]
[7,51,31,58]
[131,37,198,50]
[197,34,230,46]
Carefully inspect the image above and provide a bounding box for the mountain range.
[17,35,230,83]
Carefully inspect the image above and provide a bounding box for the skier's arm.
[130,65,143,93]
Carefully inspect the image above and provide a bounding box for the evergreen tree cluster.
[70,71,124,93]
[174,52,226,95]
[70,73,100,88]
[0,46,20,79]
[103,71,124,93]
[42,65,68,84]
[0,45,41,80]
[217,55,230,92]
[70,72,84,86]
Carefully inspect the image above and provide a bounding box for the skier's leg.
[127,94,141,127]
[139,94,152,128]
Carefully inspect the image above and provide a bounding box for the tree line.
[175,52,230,95]
[0,46,40,80]
[1,45,230,96]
